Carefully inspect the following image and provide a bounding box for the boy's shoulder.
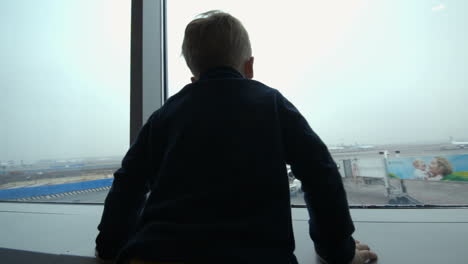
[149,78,287,124]
[167,78,282,104]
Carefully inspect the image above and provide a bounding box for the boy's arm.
[95,112,161,260]
[277,93,356,264]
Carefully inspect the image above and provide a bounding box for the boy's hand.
[316,240,378,264]
[350,240,378,264]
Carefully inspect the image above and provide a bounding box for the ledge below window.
[1,202,468,263]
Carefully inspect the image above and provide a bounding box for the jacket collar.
[198,67,244,81]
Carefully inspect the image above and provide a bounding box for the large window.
[0,0,131,202]
[167,0,468,206]
[3,0,466,206]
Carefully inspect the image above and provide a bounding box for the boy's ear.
[244,56,254,79]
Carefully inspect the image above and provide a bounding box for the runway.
[6,143,468,206]
[30,178,468,206]
[32,189,110,203]
[330,143,468,159]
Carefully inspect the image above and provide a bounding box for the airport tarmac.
[33,178,391,205]
[32,188,110,203]
[28,178,468,206]
[7,144,468,205]
[291,179,390,206]
[397,179,468,205]
[330,143,468,159]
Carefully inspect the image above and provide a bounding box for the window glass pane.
[0,0,131,203]
[167,0,468,206]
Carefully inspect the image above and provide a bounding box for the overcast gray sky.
[1,0,467,162]
[1,0,130,162]
[168,0,468,146]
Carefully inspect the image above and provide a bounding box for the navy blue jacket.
[96,67,355,264]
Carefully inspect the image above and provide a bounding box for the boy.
[96,10,377,264]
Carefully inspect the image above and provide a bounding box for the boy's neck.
[197,66,244,81]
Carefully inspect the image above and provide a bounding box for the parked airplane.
[328,146,345,151]
[450,137,468,148]
[328,144,375,151]
[354,145,375,150]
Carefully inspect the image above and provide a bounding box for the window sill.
[1,202,468,263]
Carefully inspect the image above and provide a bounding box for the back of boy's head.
[182,10,252,78]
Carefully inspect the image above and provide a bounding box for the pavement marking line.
[10,186,111,202]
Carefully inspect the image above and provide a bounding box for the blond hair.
[182,10,252,77]
[434,156,453,176]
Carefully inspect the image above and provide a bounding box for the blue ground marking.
[0,178,114,200]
